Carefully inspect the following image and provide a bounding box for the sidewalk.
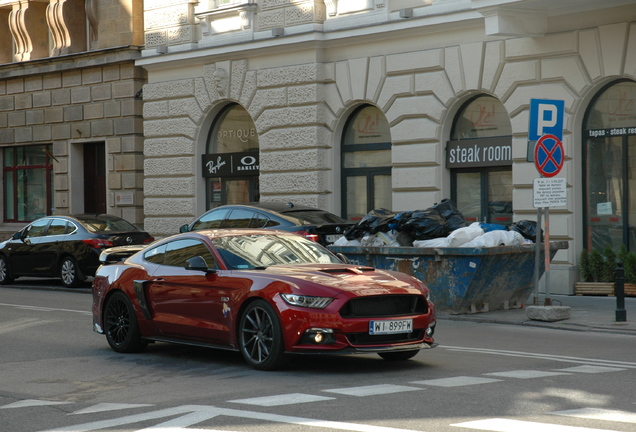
[437,294,636,335]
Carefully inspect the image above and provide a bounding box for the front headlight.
[281,294,333,309]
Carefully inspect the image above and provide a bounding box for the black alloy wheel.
[238,300,286,370]
[378,349,420,361]
[59,256,84,288]
[104,291,147,353]
[0,255,14,284]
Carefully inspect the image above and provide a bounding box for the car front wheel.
[59,256,84,288]
[0,255,14,284]
[104,291,147,353]
[238,300,287,370]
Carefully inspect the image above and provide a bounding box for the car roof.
[219,202,326,214]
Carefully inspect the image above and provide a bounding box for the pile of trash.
[334,199,541,248]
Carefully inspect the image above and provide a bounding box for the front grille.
[339,295,428,318]
[346,329,424,345]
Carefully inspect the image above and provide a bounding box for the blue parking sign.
[529,99,564,141]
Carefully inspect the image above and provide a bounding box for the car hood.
[248,263,426,297]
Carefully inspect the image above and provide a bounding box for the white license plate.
[369,319,413,335]
[326,234,343,243]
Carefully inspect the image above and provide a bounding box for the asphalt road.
[1,284,635,432]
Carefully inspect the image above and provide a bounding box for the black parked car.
[179,202,353,246]
[0,214,154,287]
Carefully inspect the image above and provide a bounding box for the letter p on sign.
[529,99,564,141]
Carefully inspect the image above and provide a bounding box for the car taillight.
[297,231,319,242]
[82,238,114,249]
[144,236,155,244]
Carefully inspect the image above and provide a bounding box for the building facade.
[1,0,635,295]
[0,0,146,236]
[138,0,636,294]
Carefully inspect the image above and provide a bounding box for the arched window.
[203,104,259,208]
[583,80,636,252]
[341,105,392,221]
[449,95,513,224]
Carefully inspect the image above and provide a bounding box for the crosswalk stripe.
[1,399,70,409]
[228,393,335,406]
[410,376,502,387]
[71,403,154,415]
[553,408,636,423]
[323,384,423,397]
[484,370,569,379]
[452,418,619,432]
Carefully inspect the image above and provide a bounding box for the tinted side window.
[220,209,254,228]
[24,219,50,238]
[164,239,217,269]
[46,219,68,236]
[144,244,166,264]
[250,212,271,228]
[191,208,230,231]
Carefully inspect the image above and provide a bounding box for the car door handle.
[153,278,166,282]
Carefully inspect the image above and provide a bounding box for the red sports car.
[92,229,437,370]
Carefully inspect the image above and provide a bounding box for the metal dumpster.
[329,241,568,314]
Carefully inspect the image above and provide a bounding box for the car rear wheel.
[59,256,84,288]
[378,349,420,361]
[238,300,286,370]
[0,255,14,284]
[104,291,147,353]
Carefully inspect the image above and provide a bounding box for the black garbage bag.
[508,220,542,242]
[344,208,396,240]
[431,198,467,231]
[398,209,451,240]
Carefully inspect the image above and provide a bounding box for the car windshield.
[211,233,342,269]
[281,210,348,225]
[79,217,138,233]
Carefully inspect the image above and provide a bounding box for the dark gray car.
[180,202,353,246]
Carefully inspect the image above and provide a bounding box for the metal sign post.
[529,99,565,306]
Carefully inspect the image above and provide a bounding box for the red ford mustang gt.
[92,229,437,370]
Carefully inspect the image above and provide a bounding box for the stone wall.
[0,48,147,225]
[140,15,636,294]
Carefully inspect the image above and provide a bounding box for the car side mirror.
[179,224,190,233]
[185,256,215,273]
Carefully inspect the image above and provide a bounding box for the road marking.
[40,405,423,432]
[71,403,154,415]
[228,393,335,406]
[444,346,636,369]
[553,408,636,423]
[323,384,423,397]
[0,302,91,315]
[0,318,58,334]
[554,365,625,373]
[1,399,71,409]
[410,376,502,387]
[452,418,619,432]
[484,370,569,379]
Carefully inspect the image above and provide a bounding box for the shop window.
[341,105,392,221]
[449,95,513,224]
[204,104,259,209]
[583,80,636,252]
[3,145,53,222]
